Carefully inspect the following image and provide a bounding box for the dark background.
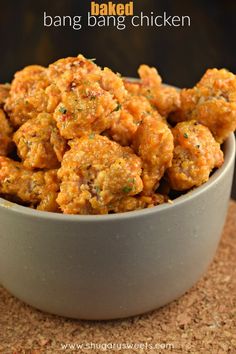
[0,0,235,198]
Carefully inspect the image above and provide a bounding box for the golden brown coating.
[5,56,127,139]
[109,194,166,213]
[138,65,180,116]
[0,156,59,211]
[139,65,162,86]
[167,121,224,191]
[4,65,54,127]
[171,69,236,143]
[133,115,174,195]
[0,84,10,107]
[57,135,143,214]
[108,95,156,146]
[54,82,117,139]
[37,169,60,212]
[48,55,101,92]
[100,67,128,103]
[0,109,13,156]
[48,56,127,101]
[1,55,234,215]
[13,113,67,169]
[123,79,142,96]
[51,57,127,139]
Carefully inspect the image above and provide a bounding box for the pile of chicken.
[0,55,235,214]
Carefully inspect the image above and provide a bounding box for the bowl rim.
[0,133,235,222]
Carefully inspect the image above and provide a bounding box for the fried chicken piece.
[138,65,180,116]
[0,109,13,156]
[57,135,143,214]
[108,95,158,146]
[167,121,224,191]
[49,55,127,100]
[48,55,101,92]
[51,56,128,139]
[54,82,117,139]
[13,113,67,169]
[4,65,57,127]
[124,71,180,118]
[5,55,127,138]
[133,115,174,195]
[0,84,10,107]
[139,64,162,87]
[0,156,59,211]
[171,69,236,143]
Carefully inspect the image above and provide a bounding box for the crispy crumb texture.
[0,56,235,214]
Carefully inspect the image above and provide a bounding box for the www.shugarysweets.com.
[43,1,191,31]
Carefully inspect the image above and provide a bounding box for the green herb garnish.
[89,132,95,139]
[196,144,200,148]
[95,186,100,194]
[123,186,132,193]
[146,89,154,100]
[114,103,122,112]
[128,178,135,184]
[183,133,188,139]
[59,106,67,114]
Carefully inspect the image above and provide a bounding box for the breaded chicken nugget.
[48,55,101,92]
[57,135,143,214]
[167,121,224,191]
[0,83,10,107]
[13,113,67,169]
[171,69,236,143]
[51,57,128,139]
[133,115,174,195]
[54,82,117,139]
[138,65,180,116]
[0,109,13,156]
[0,156,59,211]
[49,56,127,101]
[108,95,157,146]
[5,65,54,127]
